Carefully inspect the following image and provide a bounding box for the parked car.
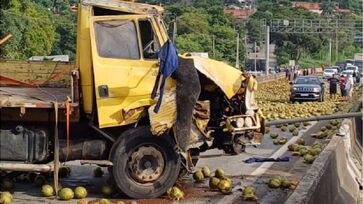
[290,76,325,102]
[322,68,338,79]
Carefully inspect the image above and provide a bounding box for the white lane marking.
[250,121,317,176]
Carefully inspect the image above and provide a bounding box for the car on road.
[290,76,325,102]
[345,65,359,75]
[322,68,338,79]
[340,70,355,78]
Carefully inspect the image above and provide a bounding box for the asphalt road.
[6,119,331,204]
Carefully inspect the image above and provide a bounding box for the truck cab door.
[89,15,167,128]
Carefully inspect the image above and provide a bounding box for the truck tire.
[111,126,181,199]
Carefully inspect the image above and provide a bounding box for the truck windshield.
[295,77,320,84]
[95,20,140,59]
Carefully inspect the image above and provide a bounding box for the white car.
[322,68,338,79]
[340,70,355,77]
[345,65,358,75]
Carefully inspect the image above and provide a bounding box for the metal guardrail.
[266,112,363,126]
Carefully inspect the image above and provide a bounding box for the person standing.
[348,76,354,97]
[328,74,339,99]
[355,72,360,84]
[339,76,347,100]
[345,76,353,100]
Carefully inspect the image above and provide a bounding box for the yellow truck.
[0,0,264,198]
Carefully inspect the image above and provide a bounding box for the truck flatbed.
[0,87,76,109]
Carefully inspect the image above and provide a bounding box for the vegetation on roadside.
[0,0,362,68]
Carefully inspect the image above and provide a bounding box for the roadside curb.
[285,120,360,204]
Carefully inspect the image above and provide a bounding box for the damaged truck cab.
[0,0,264,199]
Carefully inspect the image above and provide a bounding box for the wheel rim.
[128,145,165,183]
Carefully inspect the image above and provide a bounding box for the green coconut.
[202,166,211,178]
[209,177,221,190]
[218,179,232,194]
[242,186,257,201]
[101,183,114,197]
[296,138,305,145]
[41,184,54,197]
[278,137,288,145]
[304,154,316,164]
[167,186,184,201]
[74,186,88,199]
[273,139,279,145]
[292,129,299,136]
[270,133,279,139]
[288,144,297,151]
[215,168,225,179]
[281,178,291,188]
[99,199,111,204]
[0,192,13,204]
[268,177,282,188]
[58,188,74,200]
[193,170,205,182]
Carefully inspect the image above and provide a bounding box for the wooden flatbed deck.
[0,87,76,108]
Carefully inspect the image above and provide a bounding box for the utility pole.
[329,38,332,67]
[172,17,177,43]
[265,26,270,75]
[236,32,240,69]
[212,35,216,59]
[254,41,257,72]
[335,20,338,62]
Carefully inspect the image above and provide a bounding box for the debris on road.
[243,156,292,163]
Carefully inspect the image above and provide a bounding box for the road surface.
[7,119,333,204]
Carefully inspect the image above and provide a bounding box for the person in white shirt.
[346,76,354,98]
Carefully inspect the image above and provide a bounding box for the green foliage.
[249,0,362,65]
[0,0,56,59]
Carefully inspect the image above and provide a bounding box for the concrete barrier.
[285,118,361,204]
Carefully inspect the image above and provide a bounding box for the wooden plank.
[0,87,72,108]
[0,60,75,87]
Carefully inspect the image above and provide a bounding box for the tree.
[177,10,210,35]
[0,0,56,59]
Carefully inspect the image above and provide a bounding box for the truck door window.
[95,20,140,59]
[138,19,160,59]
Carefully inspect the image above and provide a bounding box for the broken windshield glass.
[95,20,140,59]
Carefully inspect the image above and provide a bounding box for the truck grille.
[298,87,313,92]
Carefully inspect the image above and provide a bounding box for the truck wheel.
[111,126,181,199]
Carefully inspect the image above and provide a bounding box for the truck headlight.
[245,117,253,127]
[236,118,244,128]
[313,87,320,92]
